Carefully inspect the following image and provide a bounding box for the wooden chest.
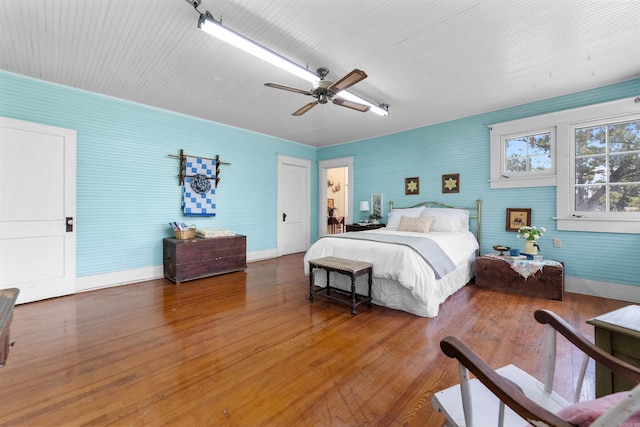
[475,256,564,300]
[163,235,246,283]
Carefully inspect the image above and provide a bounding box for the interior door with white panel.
[277,155,310,256]
[0,117,76,303]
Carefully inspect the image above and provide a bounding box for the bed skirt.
[309,258,474,317]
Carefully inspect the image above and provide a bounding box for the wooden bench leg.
[326,269,331,296]
[367,266,373,307]
[351,274,357,315]
[309,264,314,301]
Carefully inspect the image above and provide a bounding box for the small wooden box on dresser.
[163,235,246,283]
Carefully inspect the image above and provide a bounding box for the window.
[491,95,640,233]
[572,117,640,215]
[490,122,556,189]
[505,131,553,174]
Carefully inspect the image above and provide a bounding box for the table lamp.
[359,201,370,224]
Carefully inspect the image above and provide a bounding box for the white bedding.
[303,228,479,317]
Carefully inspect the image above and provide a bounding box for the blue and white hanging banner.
[182,156,216,216]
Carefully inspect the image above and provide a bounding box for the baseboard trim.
[76,249,280,293]
[566,277,640,303]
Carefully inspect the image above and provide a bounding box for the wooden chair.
[431,309,640,426]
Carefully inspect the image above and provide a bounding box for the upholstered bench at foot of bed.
[308,256,373,315]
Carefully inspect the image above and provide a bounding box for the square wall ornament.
[506,208,531,232]
[405,177,419,195]
[442,174,460,193]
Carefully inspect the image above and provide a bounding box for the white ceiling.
[1,0,639,147]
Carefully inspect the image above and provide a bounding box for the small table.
[308,256,373,314]
[587,305,640,397]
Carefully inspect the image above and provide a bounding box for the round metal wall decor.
[190,174,211,194]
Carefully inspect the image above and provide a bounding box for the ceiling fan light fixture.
[197,14,319,83]
[336,90,389,116]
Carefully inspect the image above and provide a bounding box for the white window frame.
[490,125,557,188]
[491,95,640,233]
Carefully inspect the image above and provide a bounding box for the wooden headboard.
[388,199,482,252]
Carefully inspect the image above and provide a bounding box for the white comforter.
[303,228,479,314]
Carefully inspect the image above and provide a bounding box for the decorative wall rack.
[168,149,230,188]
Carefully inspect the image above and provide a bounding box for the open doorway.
[327,167,347,234]
[319,157,353,236]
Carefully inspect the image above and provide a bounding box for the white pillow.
[397,216,433,233]
[428,214,467,232]
[422,208,469,229]
[386,206,426,229]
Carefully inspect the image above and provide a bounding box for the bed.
[304,200,481,317]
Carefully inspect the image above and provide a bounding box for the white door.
[0,117,76,304]
[277,155,310,256]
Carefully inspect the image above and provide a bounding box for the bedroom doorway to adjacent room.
[319,157,353,236]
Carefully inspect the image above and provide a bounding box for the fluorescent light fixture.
[336,90,389,116]
[198,14,318,83]
[197,13,389,116]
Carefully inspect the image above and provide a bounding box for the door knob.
[282,213,287,222]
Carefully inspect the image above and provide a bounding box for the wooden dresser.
[163,235,246,283]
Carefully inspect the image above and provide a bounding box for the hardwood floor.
[0,253,629,426]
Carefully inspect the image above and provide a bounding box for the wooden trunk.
[163,235,246,283]
[475,256,564,300]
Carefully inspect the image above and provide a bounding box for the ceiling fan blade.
[264,82,311,96]
[333,98,370,112]
[292,102,318,116]
[328,69,367,93]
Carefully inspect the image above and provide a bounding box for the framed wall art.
[371,193,383,219]
[506,208,531,232]
[442,173,460,193]
[405,177,419,195]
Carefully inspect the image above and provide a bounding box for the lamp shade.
[359,201,370,211]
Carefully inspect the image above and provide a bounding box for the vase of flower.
[517,225,545,255]
[524,239,538,255]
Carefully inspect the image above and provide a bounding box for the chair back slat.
[574,353,590,403]
[458,363,474,427]
[543,324,557,393]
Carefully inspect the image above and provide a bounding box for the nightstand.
[587,305,640,397]
[345,223,386,232]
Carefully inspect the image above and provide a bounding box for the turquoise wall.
[320,78,640,287]
[2,69,639,288]
[0,71,317,277]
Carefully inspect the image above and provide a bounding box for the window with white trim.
[490,95,640,233]
[490,123,556,189]
[571,116,640,215]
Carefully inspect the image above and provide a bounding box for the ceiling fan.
[264,68,370,116]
